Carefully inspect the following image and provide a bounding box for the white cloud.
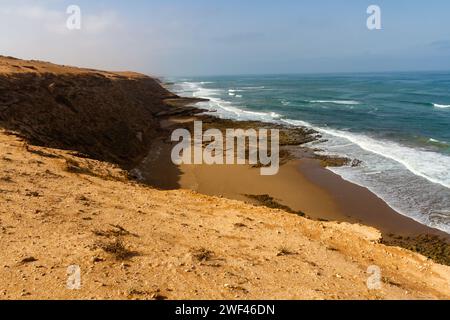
[0,3,119,35]
[84,11,121,34]
[0,1,131,73]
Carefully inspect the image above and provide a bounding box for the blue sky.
[1,0,450,76]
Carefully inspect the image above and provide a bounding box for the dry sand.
[1,130,450,300]
[138,117,449,240]
[178,159,449,238]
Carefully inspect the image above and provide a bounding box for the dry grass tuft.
[97,239,139,261]
[65,158,96,176]
[276,246,297,257]
[245,194,306,217]
[191,248,214,262]
[93,224,138,238]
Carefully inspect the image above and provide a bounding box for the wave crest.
[308,100,360,105]
[433,103,450,109]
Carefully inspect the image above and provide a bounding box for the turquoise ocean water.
[169,72,450,233]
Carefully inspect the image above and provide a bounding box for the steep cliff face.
[0,56,176,168]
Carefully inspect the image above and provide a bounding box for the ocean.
[168,72,450,234]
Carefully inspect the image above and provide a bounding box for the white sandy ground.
[0,130,449,300]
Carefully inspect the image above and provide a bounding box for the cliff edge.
[0,56,175,168]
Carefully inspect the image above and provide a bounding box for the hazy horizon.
[166,69,450,79]
[1,0,450,77]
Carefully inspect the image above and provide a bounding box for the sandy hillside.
[0,55,175,169]
[1,130,449,300]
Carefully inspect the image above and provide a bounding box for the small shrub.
[191,248,214,262]
[97,239,139,261]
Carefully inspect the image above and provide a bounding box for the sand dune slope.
[0,131,449,300]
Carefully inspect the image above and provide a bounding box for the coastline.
[137,92,450,264]
[179,157,449,239]
[1,56,450,299]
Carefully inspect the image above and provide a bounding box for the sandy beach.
[0,56,449,299]
[137,111,450,243]
[178,159,449,238]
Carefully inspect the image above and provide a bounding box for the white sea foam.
[281,118,314,128]
[281,116,450,190]
[433,103,450,109]
[318,128,450,189]
[242,86,265,89]
[180,82,281,122]
[429,138,448,145]
[309,100,361,105]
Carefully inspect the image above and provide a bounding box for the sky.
[1,0,450,76]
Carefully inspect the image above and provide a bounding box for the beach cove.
[0,56,449,299]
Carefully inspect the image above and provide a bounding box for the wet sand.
[177,159,449,239]
[297,160,450,238]
[137,133,449,240]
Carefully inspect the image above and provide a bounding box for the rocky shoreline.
[157,97,353,168]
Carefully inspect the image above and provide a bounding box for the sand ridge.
[0,130,449,300]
